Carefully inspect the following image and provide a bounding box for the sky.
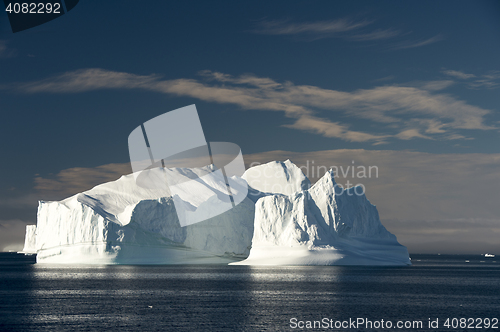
[0,0,499,253]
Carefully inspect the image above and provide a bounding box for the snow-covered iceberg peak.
[243,159,310,196]
[233,166,411,266]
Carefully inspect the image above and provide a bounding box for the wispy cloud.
[283,115,388,143]
[391,34,444,50]
[253,18,406,43]
[372,75,396,83]
[468,71,500,89]
[20,68,160,93]
[348,28,401,41]
[0,40,16,58]
[9,68,495,143]
[395,129,433,140]
[420,80,455,91]
[252,17,443,50]
[252,18,372,38]
[442,69,476,80]
[442,69,500,89]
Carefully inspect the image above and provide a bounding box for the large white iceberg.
[25,166,254,264]
[21,160,410,265]
[233,162,410,266]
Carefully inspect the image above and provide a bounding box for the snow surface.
[24,159,410,265]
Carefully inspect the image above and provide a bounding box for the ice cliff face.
[20,225,37,254]
[23,159,410,265]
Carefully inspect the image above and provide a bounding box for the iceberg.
[30,165,254,264]
[232,161,410,266]
[22,160,410,265]
[19,225,37,254]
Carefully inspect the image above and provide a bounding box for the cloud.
[0,40,16,58]
[34,163,132,199]
[252,18,443,50]
[9,68,496,143]
[395,129,433,140]
[442,69,476,80]
[469,79,499,89]
[420,80,454,91]
[348,28,401,41]
[383,218,500,254]
[468,71,500,89]
[252,18,372,38]
[20,68,159,93]
[391,34,444,50]
[0,193,42,210]
[284,115,388,143]
[442,69,500,90]
[372,75,396,83]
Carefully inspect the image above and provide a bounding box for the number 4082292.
[5,2,61,14]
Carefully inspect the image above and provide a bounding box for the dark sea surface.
[0,253,499,331]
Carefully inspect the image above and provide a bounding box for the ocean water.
[0,253,499,331]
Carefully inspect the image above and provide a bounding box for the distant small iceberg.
[484,253,495,258]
